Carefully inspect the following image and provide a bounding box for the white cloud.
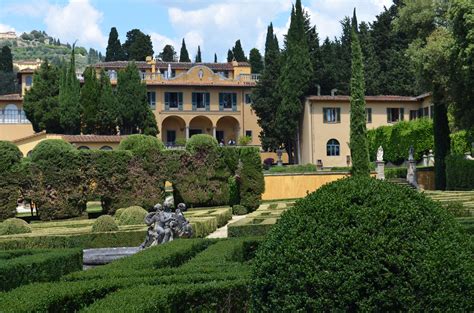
[3,0,51,18]
[0,24,16,33]
[149,32,177,56]
[44,0,106,49]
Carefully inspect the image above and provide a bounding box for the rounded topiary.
[92,215,119,232]
[251,177,473,312]
[0,218,32,236]
[0,141,23,174]
[232,205,247,215]
[118,134,164,155]
[114,207,126,219]
[185,134,218,154]
[117,206,147,225]
[29,139,75,163]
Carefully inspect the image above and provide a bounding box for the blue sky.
[0,0,393,62]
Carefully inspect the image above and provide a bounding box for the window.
[77,146,90,150]
[423,107,429,117]
[192,92,210,110]
[245,130,252,138]
[4,104,18,123]
[386,108,404,123]
[100,146,113,151]
[19,110,28,123]
[219,93,237,111]
[323,108,341,123]
[166,130,176,145]
[410,110,418,120]
[366,108,372,123]
[164,92,183,110]
[326,139,340,156]
[25,76,33,86]
[245,94,252,104]
[147,92,156,108]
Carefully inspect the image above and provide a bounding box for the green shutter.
[232,93,237,111]
[336,108,341,123]
[206,92,210,111]
[192,92,197,111]
[400,108,404,121]
[219,93,223,111]
[178,93,183,111]
[165,92,170,110]
[323,108,327,123]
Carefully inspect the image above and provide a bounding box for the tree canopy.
[179,39,191,62]
[105,27,126,61]
[158,45,177,62]
[122,29,154,61]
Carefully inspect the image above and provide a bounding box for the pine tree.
[122,29,154,61]
[158,45,177,62]
[23,61,62,133]
[59,44,82,134]
[252,23,281,150]
[195,46,202,63]
[227,49,234,62]
[232,40,247,62]
[275,0,313,163]
[249,48,263,74]
[349,28,370,177]
[80,67,100,134]
[105,27,126,61]
[96,69,118,135]
[0,46,13,72]
[214,53,217,63]
[179,38,191,62]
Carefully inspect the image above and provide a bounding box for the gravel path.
[206,214,247,238]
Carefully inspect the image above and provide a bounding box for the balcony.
[238,73,260,83]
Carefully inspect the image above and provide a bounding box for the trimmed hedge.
[251,177,473,311]
[0,140,22,173]
[0,248,82,291]
[385,167,407,179]
[232,204,248,215]
[0,218,31,235]
[446,154,474,190]
[118,134,165,155]
[238,147,264,211]
[185,134,218,154]
[228,218,276,237]
[116,206,147,225]
[91,215,118,232]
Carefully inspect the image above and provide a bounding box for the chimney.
[331,89,338,96]
[315,84,321,96]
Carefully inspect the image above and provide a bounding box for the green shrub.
[29,139,75,162]
[92,215,119,232]
[385,167,407,179]
[238,135,252,146]
[0,218,32,235]
[118,134,164,155]
[232,205,247,215]
[238,147,264,212]
[251,177,473,311]
[446,154,474,190]
[228,176,240,206]
[0,248,82,291]
[185,134,218,154]
[0,140,22,174]
[228,218,277,237]
[267,163,318,173]
[116,206,147,225]
[114,208,125,219]
[450,130,473,155]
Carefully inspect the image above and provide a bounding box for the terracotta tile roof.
[144,81,256,87]
[61,134,126,143]
[307,95,423,102]
[93,61,250,71]
[0,93,23,101]
[12,131,48,143]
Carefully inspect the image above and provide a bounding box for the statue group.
[139,202,193,249]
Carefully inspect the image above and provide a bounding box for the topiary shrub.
[446,154,474,190]
[251,177,473,311]
[0,218,32,235]
[114,208,126,219]
[29,139,75,163]
[118,134,164,156]
[185,134,218,154]
[238,147,264,212]
[92,215,119,233]
[116,206,147,225]
[0,141,23,174]
[228,176,240,206]
[232,205,247,215]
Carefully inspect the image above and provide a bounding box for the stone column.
[185,126,189,140]
[428,150,435,166]
[422,154,428,167]
[213,126,216,138]
[407,159,418,188]
[376,161,385,180]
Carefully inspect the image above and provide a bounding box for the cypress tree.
[304,12,322,96]
[80,67,100,134]
[227,49,234,62]
[23,61,62,133]
[195,46,202,63]
[179,38,191,62]
[232,40,247,62]
[105,27,125,61]
[335,17,352,95]
[143,110,158,136]
[249,48,263,74]
[158,45,177,62]
[214,53,217,63]
[59,44,81,134]
[349,28,370,177]
[96,69,118,135]
[0,46,13,72]
[122,29,154,61]
[359,22,381,95]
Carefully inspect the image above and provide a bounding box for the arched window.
[77,146,90,150]
[326,139,340,156]
[100,146,113,151]
[4,104,18,123]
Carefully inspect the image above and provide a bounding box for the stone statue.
[408,146,415,161]
[139,202,193,250]
[376,146,384,162]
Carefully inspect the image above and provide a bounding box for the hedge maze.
[0,238,261,312]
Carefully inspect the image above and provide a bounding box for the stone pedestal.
[407,160,418,188]
[428,150,435,166]
[376,161,385,180]
[422,154,428,167]
[276,149,283,167]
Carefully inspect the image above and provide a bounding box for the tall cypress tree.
[319,37,339,95]
[227,49,234,62]
[80,67,100,134]
[105,27,125,61]
[96,69,118,135]
[59,45,81,134]
[349,28,370,177]
[276,0,312,163]
[249,48,263,74]
[359,22,381,95]
[0,46,13,72]
[214,53,217,63]
[304,12,322,96]
[232,40,247,62]
[195,46,202,63]
[179,38,191,62]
